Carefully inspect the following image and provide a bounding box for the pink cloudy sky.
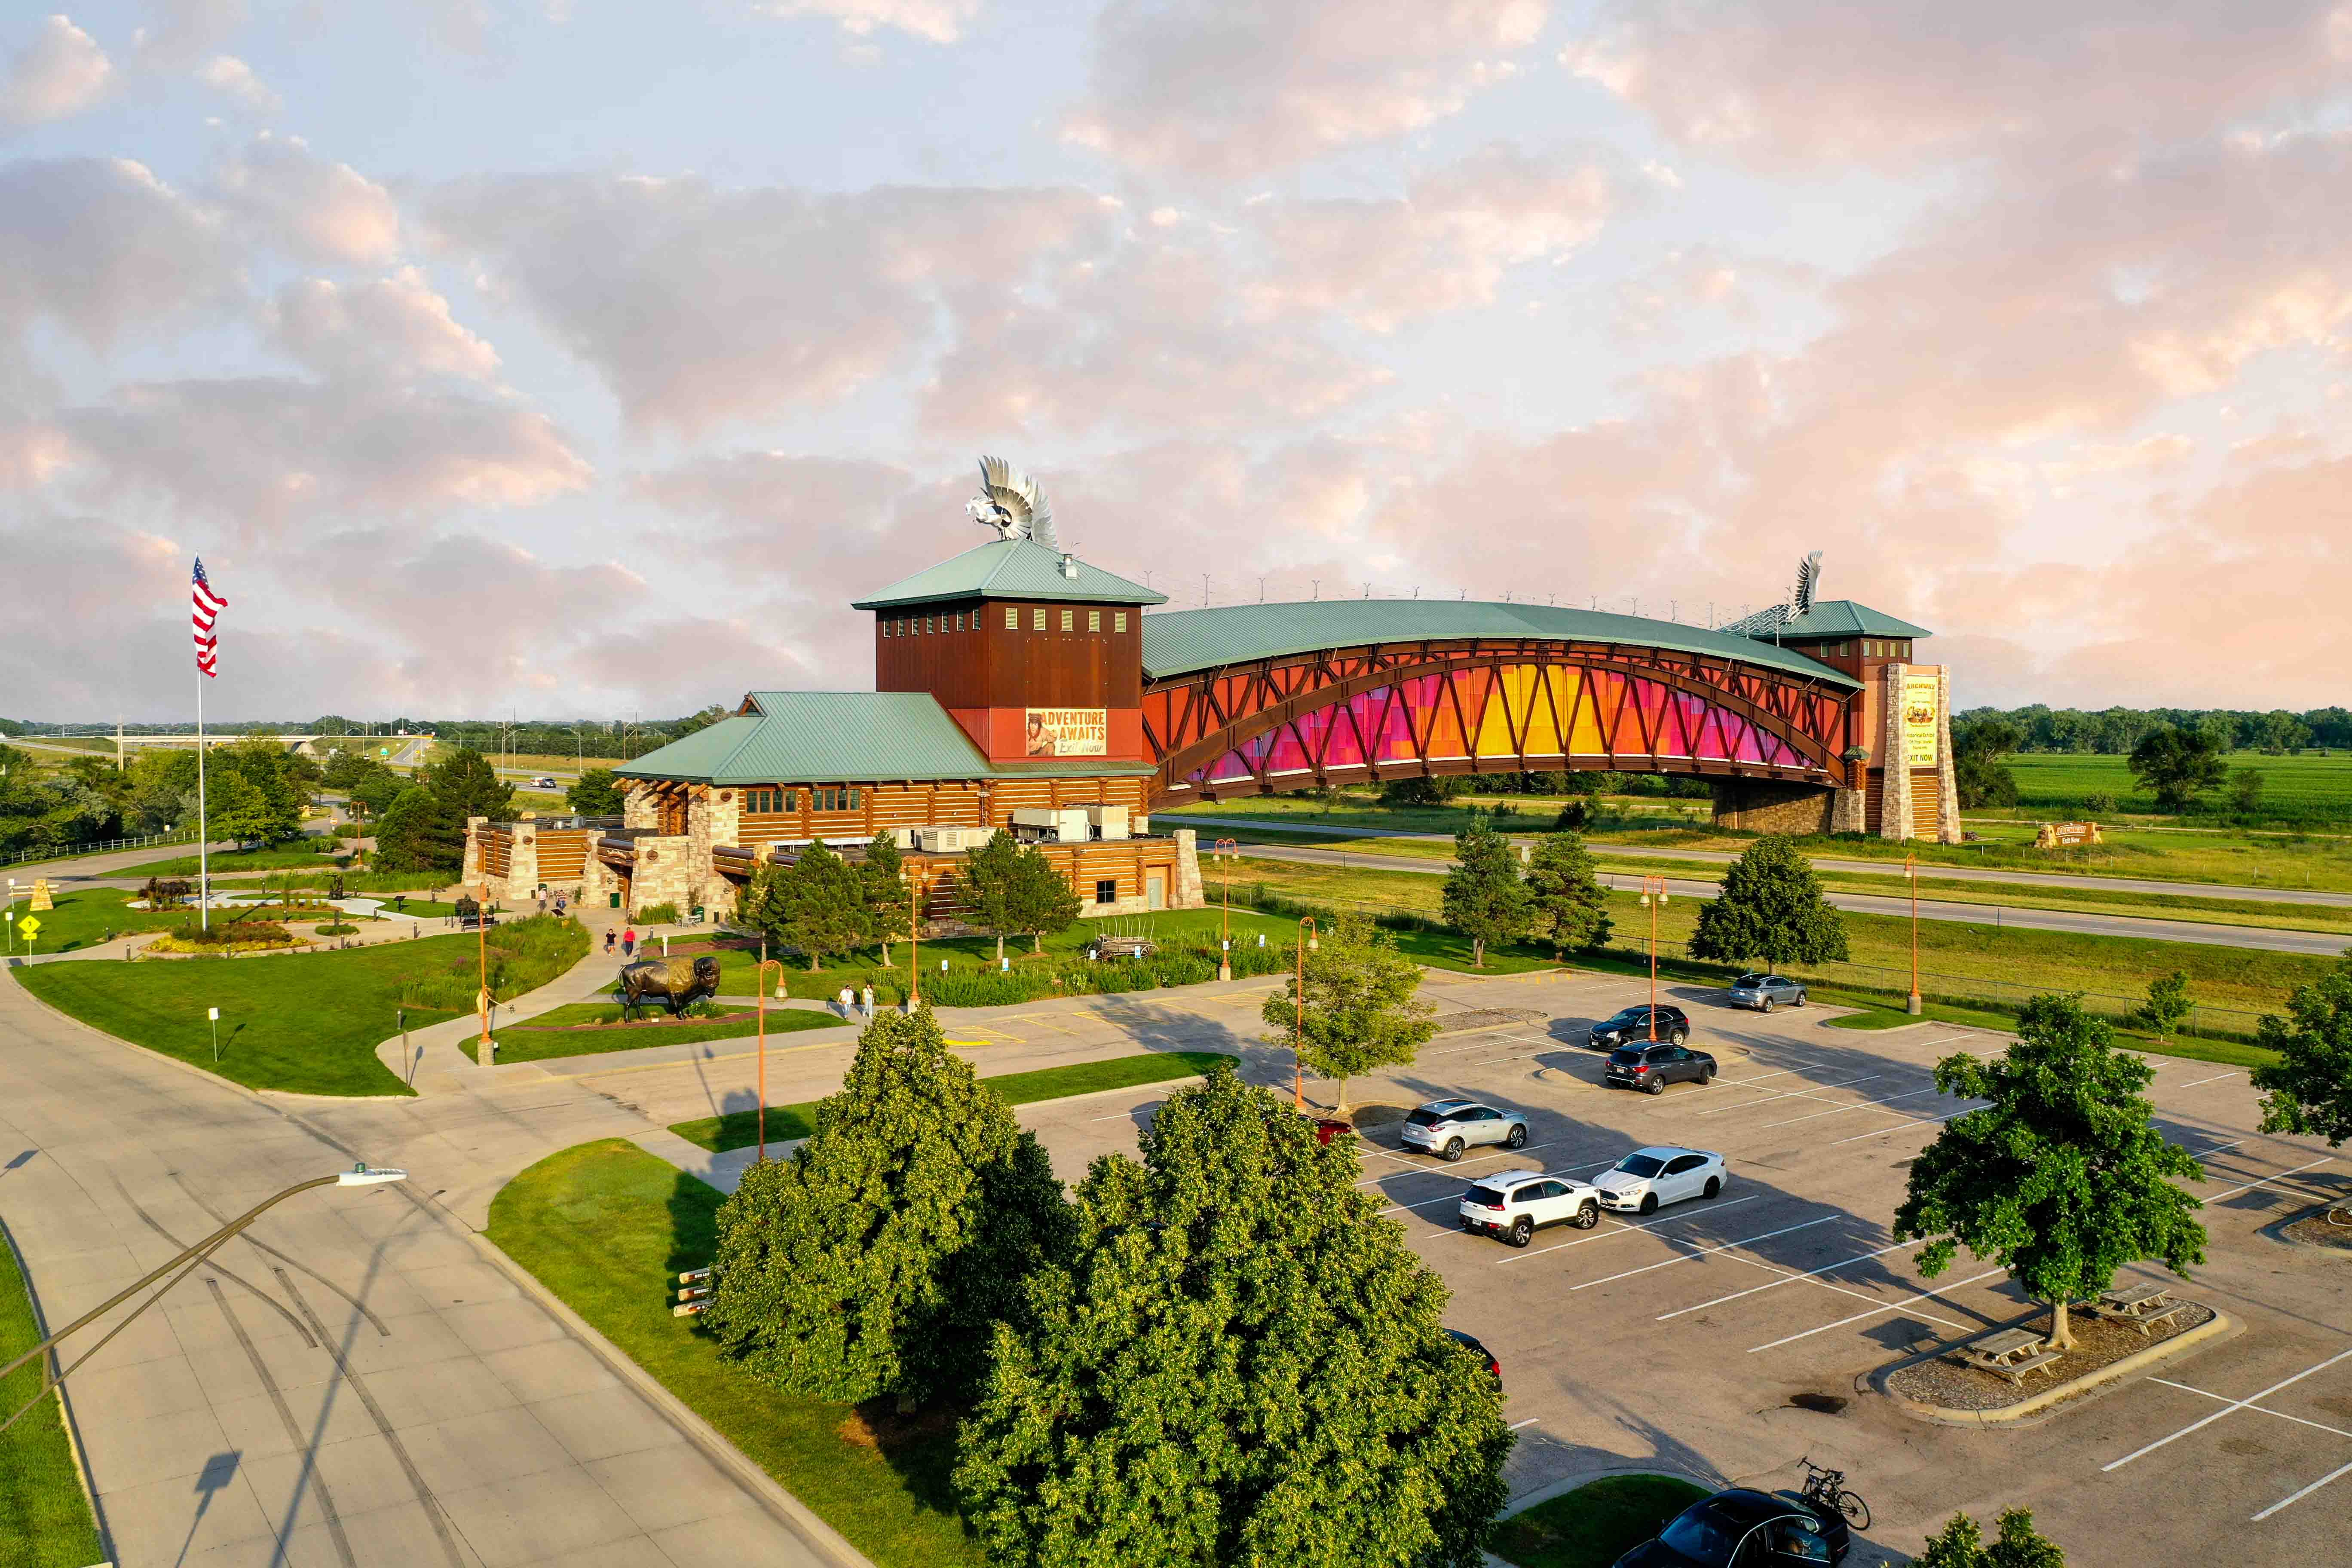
[6,0,2350,721]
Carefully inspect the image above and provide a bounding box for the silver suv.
[1729,973,1807,1011]
[1400,1099,1529,1162]
[1459,1170,1602,1246]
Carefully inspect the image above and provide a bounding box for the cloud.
[424,172,1116,435]
[211,134,401,267]
[130,0,245,69]
[196,53,277,113]
[1,15,113,128]
[1068,0,1548,179]
[269,268,501,384]
[1247,143,1616,331]
[1562,1,2351,172]
[0,157,235,358]
[751,0,982,44]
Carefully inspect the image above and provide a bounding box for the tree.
[2129,970,2192,1044]
[1952,717,2021,809]
[703,1007,1072,1408]
[741,841,870,971]
[371,785,463,875]
[214,738,304,844]
[346,763,406,823]
[2128,725,2228,812]
[1260,913,1437,1112]
[1524,831,1612,958]
[2226,767,2263,814]
[419,746,515,823]
[203,767,277,848]
[1918,1507,2067,1568]
[1378,774,1461,808]
[957,829,1028,961]
[2251,952,2352,1158]
[1441,816,1529,969]
[954,1065,1510,1568]
[1688,835,1848,970]
[1009,842,1080,956]
[1892,995,2206,1350]
[567,767,625,815]
[861,832,912,965]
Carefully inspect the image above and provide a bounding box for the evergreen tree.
[958,829,1027,961]
[861,832,913,965]
[1523,830,1612,958]
[955,1065,1511,1568]
[420,746,515,823]
[567,767,625,815]
[2251,952,2352,1157]
[702,1008,1072,1407]
[1688,835,1848,969]
[1440,815,1529,968]
[1259,913,1436,1112]
[1009,841,1081,955]
[371,784,463,874]
[1893,995,2206,1350]
[1918,1507,2068,1568]
[752,839,871,971]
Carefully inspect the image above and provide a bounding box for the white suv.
[1400,1099,1531,1162]
[1459,1170,1603,1246]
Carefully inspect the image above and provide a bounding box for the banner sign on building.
[1025,707,1106,756]
[1902,673,1940,766]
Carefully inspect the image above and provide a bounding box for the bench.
[2092,1284,2191,1337]
[1954,1345,2062,1387]
[2095,1299,2193,1338]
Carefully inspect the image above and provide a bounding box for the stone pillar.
[1878,664,1912,841]
[508,814,542,901]
[1933,665,1963,844]
[462,815,487,882]
[1710,779,1834,835]
[685,784,715,916]
[1831,788,1866,835]
[623,784,658,830]
[1171,828,1206,910]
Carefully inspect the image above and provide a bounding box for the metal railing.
[2,829,202,869]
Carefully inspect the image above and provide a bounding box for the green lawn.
[669,1049,1238,1152]
[1490,1474,1710,1568]
[487,1141,985,1568]
[499,1005,845,1064]
[1,889,190,954]
[10,916,588,1095]
[2006,750,2352,818]
[0,1232,106,1568]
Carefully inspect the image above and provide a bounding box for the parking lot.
[578,966,2351,1564]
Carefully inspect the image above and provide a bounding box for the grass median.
[498,1004,847,1064]
[0,1228,105,1568]
[487,1139,986,1568]
[1490,1473,1710,1568]
[669,1048,1239,1153]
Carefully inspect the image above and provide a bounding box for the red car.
[1304,1115,1352,1146]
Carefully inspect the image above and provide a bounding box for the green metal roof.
[1137,600,1863,689]
[851,539,1167,611]
[1762,600,1933,640]
[614,692,1160,785]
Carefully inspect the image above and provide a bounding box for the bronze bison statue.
[616,955,722,1020]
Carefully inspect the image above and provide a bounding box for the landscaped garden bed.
[1883,1302,2219,1417]
[2279,1198,2352,1255]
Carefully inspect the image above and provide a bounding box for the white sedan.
[1592,1145,1728,1215]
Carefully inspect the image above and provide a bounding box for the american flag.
[192,558,228,677]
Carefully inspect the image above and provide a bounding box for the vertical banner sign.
[1024,707,1107,757]
[1902,672,1940,766]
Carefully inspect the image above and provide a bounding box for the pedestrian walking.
[604,928,616,956]
[837,985,854,1019]
[623,927,637,959]
[861,983,875,1017]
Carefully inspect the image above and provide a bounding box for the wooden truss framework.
[1140,639,1855,808]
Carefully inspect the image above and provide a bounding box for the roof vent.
[1060,551,1078,580]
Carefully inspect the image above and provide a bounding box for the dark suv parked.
[1605,1041,1717,1093]
[1589,1004,1690,1049]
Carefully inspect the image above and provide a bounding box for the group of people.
[836,984,876,1019]
[603,925,638,958]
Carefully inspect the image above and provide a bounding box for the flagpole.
[196,661,209,931]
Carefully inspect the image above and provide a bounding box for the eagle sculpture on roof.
[966,456,1059,549]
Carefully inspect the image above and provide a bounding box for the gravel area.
[2282,1205,2352,1253]
[1886,1301,2216,1412]
[1433,1006,1547,1034]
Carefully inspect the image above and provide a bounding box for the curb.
[1874,1308,2238,1427]
[2263,1199,2352,1261]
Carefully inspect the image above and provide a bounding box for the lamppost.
[1905,852,1922,1015]
[907,868,921,1008]
[0,1166,407,1439]
[1638,875,1669,1039]
[1292,916,1318,1110]
[1213,839,1238,980]
[754,957,785,1163]
[475,882,494,1066]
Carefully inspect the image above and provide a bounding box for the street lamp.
[475,882,494,1066]
[754,958,785,1163]
[1292,916,1318,1111]
[907,867,922,1008]
[1905,853,1922,1016]
[1638,876,1669,1039]
[0,1166,407,1439]
[1212,839,1238,980]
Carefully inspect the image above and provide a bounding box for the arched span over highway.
[1138,600,1865,807]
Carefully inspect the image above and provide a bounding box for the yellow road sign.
[16,916,40,939]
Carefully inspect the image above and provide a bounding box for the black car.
[1605,1042,1717,1093]
[1589,1004,1690,1048]
[1446,1328,1500,1380]
[1615,1487,1849,1567]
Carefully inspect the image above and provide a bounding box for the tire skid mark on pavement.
[205,1274,361,1568]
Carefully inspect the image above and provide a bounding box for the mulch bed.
[1886,1302,2216,1412]
[1433,1006,1546,1034]
[2282,1205,2352,1253]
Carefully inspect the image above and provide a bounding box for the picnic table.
[2092,1283,2191,1337]
[1954,1326,2061,1387]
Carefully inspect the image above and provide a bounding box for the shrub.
[634,900,681,925]
[315,923,359,936]
[168,920,294,947]
[2085,792,2119,814]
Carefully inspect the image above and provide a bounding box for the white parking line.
[2102,1345,2352,1471]
[2186,1136,2249,1158]
[1657,1239,1918,1320]
[1746,1267,2008,1353]
[1695,1072,1890,1114]
[1757,1086,1951,1129]
[1495,1196,1761,1264]
[2202,1156,2336,1204]
[1568,1216,1841,1292]
[1828,1109,1974,1146]
[2174,1071,2239,1090]
[1709,1062,1832,1087]
[2254,1456,2352,1522]
[1507,1417,1541,1431]
[2147,1378,2352,1441]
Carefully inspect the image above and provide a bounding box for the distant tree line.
[0,709,732,762]
[0,739,318,856]
[1956,704,2352,755]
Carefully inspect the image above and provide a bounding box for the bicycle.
[1798,1457,1871,1530]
